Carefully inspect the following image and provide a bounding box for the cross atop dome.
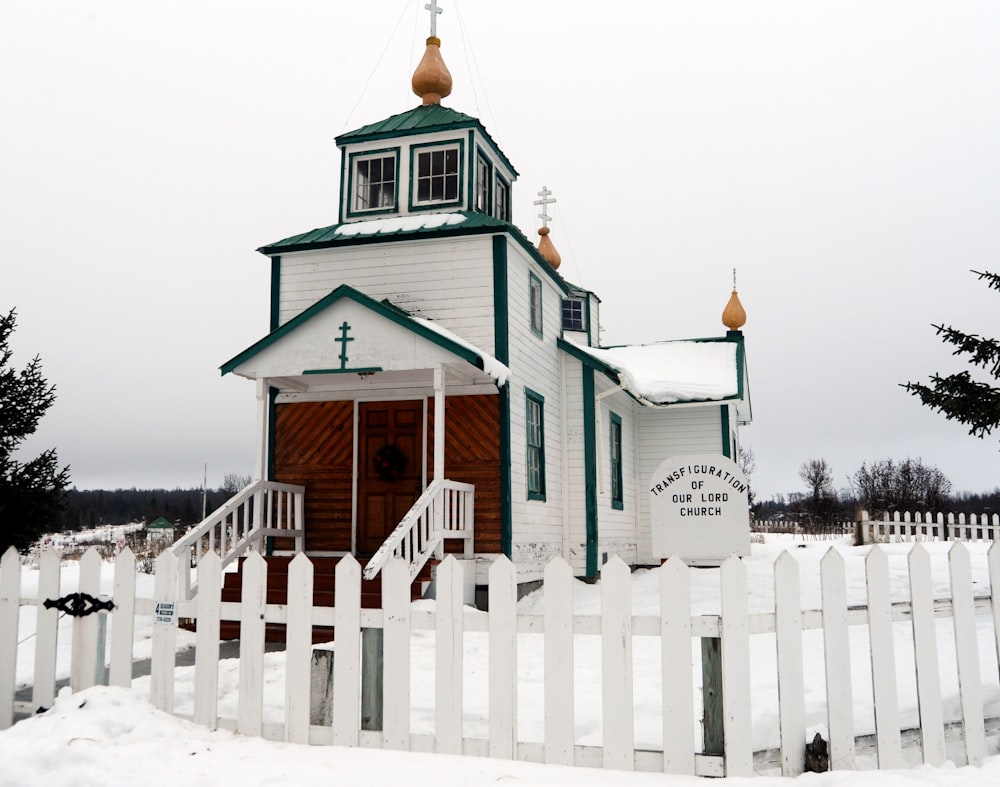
[534,186,556,229]
[425,0,443,37]
[533,186,561,269]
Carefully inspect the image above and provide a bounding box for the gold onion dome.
[722,289,747,331]
[411,36,453,105]
[537,227,561,269]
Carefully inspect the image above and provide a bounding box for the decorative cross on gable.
[425,0,443,37]
[534,186,556,229]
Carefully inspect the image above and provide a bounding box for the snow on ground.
[4,536,1000,785]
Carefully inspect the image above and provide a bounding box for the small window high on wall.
[562,298,585,332]
[352,151,397,213]
[610,412,623,509]
[475,151,492,214]
[526,390,546,500]
[495,176,511,221]
[414,144,461,206]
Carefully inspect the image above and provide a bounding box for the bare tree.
[738,446,757,511]
[221,473,253,496]
[850,458,951,517]
[798,458,838,525]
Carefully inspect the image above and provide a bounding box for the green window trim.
[408,138,465,212]
[609,411,623,510]
[525,388,546,501]
[475,146,492,215]
[529,272,543,338]
[345,147,400,219]
[495,174,511,221]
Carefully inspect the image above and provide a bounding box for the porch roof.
[221,284,509,386]
[558,333,751,419]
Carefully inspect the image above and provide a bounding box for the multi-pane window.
[415,146,459,204]
[354,154,396,211]
[530,274,543,337]
[526,391,546,499]
[495,176,511,221]
[610,413,623,509]
[562,298,585,332]
[475,152,492,213]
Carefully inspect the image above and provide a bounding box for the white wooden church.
[214,3,752,598]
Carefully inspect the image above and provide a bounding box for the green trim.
[474,142,492,215]
[408,138,465,212]
[529,272,543,338]
[345,146,401,220]
[221,284,485,376]
[525,388,546,501]
[609,411,624,510]
[269,256,281,332]
[492,236,509,365]
[720,404,732,459]
[499,383,512,558]
[303,367,383,375]
[267,385,278,481]
[585,296,594,346]
[583,366,598,577]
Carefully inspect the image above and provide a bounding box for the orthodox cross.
[534,186,556,228]
[335,321,354,369]
[425,0,443,37]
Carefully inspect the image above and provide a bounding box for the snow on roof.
[568,339,739,405]
[334,213,466,237]
[411,314,510,386]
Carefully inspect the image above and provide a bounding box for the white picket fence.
[2,543,1000,778]
[864,511,1000,544]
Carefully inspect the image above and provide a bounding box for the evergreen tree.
[0,309,70,551]
[903,270,1000,440]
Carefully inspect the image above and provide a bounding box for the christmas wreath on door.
[373,443,407,482]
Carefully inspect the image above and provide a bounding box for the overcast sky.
[4,1,999,501]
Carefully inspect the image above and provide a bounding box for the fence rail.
[2,543,999,777]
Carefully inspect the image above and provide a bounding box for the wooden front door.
[357,400,423,555]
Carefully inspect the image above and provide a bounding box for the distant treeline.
[60,487,233,532]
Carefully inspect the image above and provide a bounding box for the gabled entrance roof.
[221,284,509,385]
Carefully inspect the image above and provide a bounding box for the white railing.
[362,479,474,582]
[5,543,1000,776]
[170,480,305,599]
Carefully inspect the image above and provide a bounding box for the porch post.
[433,366,445,481]
[255,377,269,481]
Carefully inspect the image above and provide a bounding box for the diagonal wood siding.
[429,394,502,554]
[274,401,354,552]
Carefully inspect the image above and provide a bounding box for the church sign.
[649,454,750,564]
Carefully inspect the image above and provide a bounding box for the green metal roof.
[258,210,509,254]
[335,104,518,178]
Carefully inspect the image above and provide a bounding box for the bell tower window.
[495,175,511,221]
[412,141,462,207]
[351,150,398,214]
[475,151,492,214]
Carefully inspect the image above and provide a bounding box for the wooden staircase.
[211,555,434,642]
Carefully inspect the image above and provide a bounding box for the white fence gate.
[2,543,999,778]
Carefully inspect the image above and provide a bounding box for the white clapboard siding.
[7,545,1000,778]
[109,549,137,689]
[908,544,946,765]
[865,546,903,769]
[949,543,986,765]
[773,550,805,776]
[0,548,19,729]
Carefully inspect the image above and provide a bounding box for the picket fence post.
[543,557,574,765]
[601,556,634,770]
[660,556,695,775]
[821,547,855,769]
[382,557,411,751]
[865,546,903,768]
[33,548,60,712]
[908,543,946,765]
[238,552,267,737]
[949,543,986,765]
[150,549,178,713]
[773,550,805,776]
[285,552,313,744]
[0,547,20,729]
[488,556,518,759]
[193,551,222,729]
[720,555,753,776]
[333,555,361,747]
[989,543,1000,683]
[435,556,464,755]
[109,548,137,689]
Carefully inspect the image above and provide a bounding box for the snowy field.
[3,536,1000,786]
